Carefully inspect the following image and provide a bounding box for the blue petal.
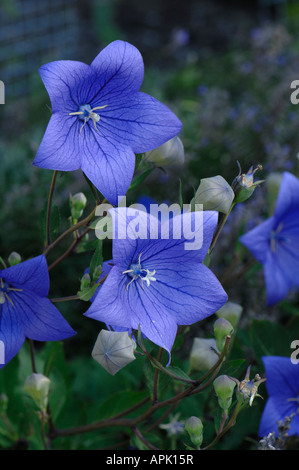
[263,251,293,305]
[146,263,227,325]
[0,302,25,369]
[99,92,182,154]
[85,266,131,328]
[11,290,76,341]
[259,356,299,436]
[1,255,49,297]
[39,60,91,112]
[33,112,82,171]
[90,40,144,99]
[274,172,299,221]
[262,356,299,399]
[239,217,275,264]
[80,133,135,206]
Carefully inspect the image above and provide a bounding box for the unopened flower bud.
[24,373,51,412]
[214,318,234,352]
[145,136,184,167]
[70,192,87,220]
[8,252,21,266]
[216,301,243,328]
[232,163,264,204]
[91,329,136,375]
[185,416,203,448]
[189,338,220,372]
[213,375,236,411]
[193,175,235,214]
[80,273,91,290]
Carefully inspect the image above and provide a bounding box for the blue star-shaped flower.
[259,356,299,437]
[240,171,299,306]
[0,255,75,369]
[33,40,182,205]
[84,208,228,358]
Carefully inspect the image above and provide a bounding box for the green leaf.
[128,167,154,192]
[77,283,99,302]
[95,390,148,420]
[89,240,103,282]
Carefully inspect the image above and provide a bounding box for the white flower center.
[69,104,108,133]
[122,253,156,291]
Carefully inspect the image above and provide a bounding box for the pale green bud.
[145,136,184,167]
[7,251,21,266]
[70,192,87,220]
[216,301,243,328]
[214,318,234,352]
[213,375,236,411]
[80,273,91,290]
[189,338,220,372]
[193,175,235,214]
[185,416,203,448]
[91,330,136,375]
[24,373,51,412]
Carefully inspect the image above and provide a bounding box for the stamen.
[69,104,108,133]
[0,277,22,306]
[122,253,157,291]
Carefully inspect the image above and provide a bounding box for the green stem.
[45,171,58,248]
[209,203,235,254]
[43,205,97,257]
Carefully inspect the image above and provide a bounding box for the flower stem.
[209,203,235,254]
[45,170,58,248]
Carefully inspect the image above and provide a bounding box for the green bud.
[7,251,21,266]
[193,175,235,214]
[70,192,87,220]
[0,393,8,414]
[189,338,220,372]
[232,164,264,204]
[92,330,136,375]
[213,318,234,352]
[185,416,203,448]
[80,273,91,290]
[216,301,243,328]
[24,373,51,412]
[213,375,236,411]
[145,136,184,167]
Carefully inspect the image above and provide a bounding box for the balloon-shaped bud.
[185,416,204,448]
[91,330,136,375]
[70,192,87,220]
[145,136,184,167]
[8,252,21,266]
[24,373,51,412]
[189,338,220,371]
[213,375,236,411]
[216,301,243,328]
[193,175,235,214]
[213,318,234,352]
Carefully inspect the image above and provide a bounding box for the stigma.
[122,253,157,291]
[69,104,108,133]
[0,278,22,306]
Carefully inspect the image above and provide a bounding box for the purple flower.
[33,40,182,205]
[84,208,227,359]
[0,255,75,368]
[259,356,299,437]
[240,172,299,306]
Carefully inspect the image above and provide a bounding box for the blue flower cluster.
[0,41,228,368]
